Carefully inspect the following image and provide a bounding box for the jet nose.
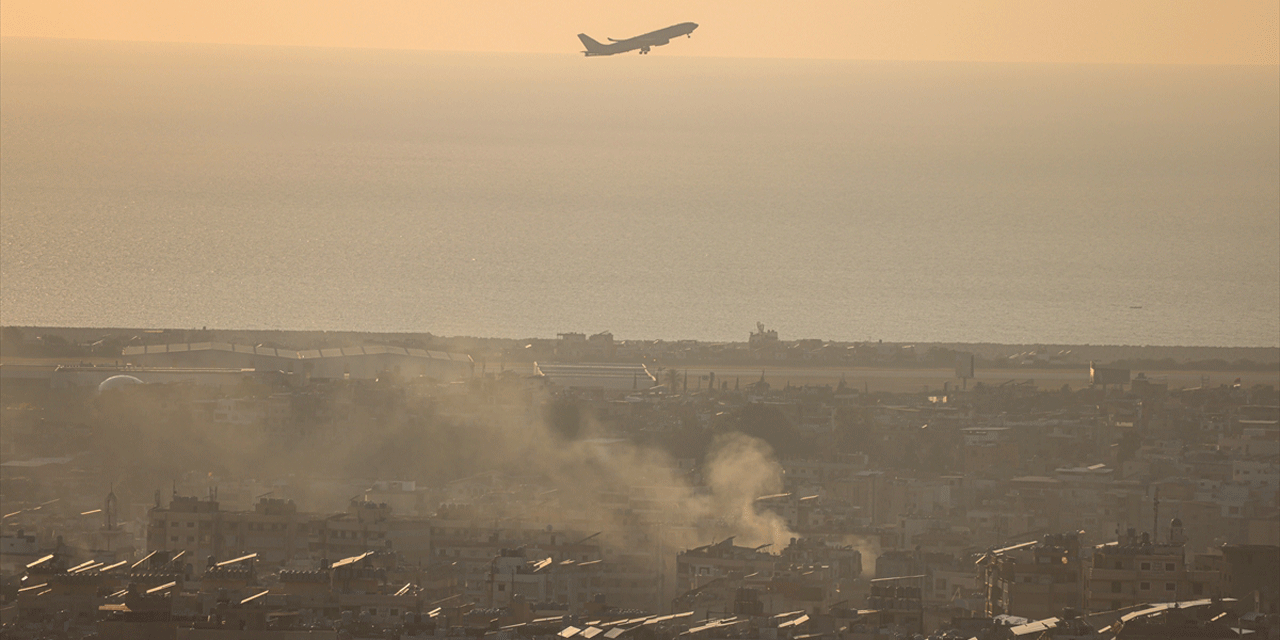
[689,23,699,31]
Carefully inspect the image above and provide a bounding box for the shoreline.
[3,325,1277,367]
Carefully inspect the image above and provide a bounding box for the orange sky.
[2,0,1277,64]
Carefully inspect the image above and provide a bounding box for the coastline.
[3,325,1276,371]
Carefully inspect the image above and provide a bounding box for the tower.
[104,488,118,531]
[1152,488,1160,543]
[1169,516,1186,546]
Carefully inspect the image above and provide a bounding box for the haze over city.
[1,1,1278,638]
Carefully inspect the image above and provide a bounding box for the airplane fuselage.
[578,22,698,56]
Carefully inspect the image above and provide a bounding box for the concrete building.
[146,494,315,566]
[673,537,859,617]
[312,499,433,565]
[554,331,617,361]
[977,532,1083,620]
[485,546,605,612]
[1084,522,1221,612]
[961,427,1018,475]
[675,537,777,596]
[1220,544,1280,614]
[748,323,779,351]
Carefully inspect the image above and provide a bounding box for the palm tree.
[663,367,681,392]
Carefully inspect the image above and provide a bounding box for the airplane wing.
[611,36,668,46]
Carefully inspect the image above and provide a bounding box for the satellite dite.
[578,22,698,56]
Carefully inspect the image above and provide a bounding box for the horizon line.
[3,323,1277,351]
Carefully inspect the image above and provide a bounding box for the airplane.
[577,22,698,56]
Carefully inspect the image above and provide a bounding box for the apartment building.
[1084,522,1221,612]
[146,494,314,565]
[978,532,1082,619]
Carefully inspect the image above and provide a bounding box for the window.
[1140,581,1150,590]
[1114,560,1123,569]
[170,536,178,543]
[187,536,195,543]
[1193,582,1204,595]
[1166,582,1176,591]
[1165,563,1175,571]
[187,521,195,528]
[1140,562,1150,571]
[1111,581,1122,593]
[497,584,505,592]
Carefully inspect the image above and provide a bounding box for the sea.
[1,38,1277,347]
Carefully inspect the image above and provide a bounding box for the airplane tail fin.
[577,34,608,55]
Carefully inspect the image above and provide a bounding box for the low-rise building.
[977,532,1082,619]
[1084,522,1221,612]
[313,499,433,565]
[146,494,314,565]
[1220,543,1280,614]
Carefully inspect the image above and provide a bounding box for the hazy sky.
[2,0,1277,64]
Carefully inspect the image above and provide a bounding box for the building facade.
[1084,522,1221,612]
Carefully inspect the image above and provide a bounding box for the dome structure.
[98,374,145,393]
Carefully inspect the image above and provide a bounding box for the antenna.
[1152,488,1160,543]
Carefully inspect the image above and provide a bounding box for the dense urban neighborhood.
[2,326,1277,639]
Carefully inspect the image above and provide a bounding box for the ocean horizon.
[2,38,1277,347]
